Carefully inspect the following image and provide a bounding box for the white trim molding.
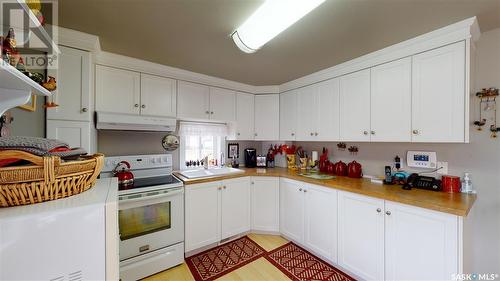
[279,17,481,93]
[55,25,101,52]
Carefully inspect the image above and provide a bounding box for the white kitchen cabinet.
[296,84,317,141]
[47,46,91,121]
[46,120,93,153]
[177,81,210,120]
[370,57,412,142]
[303,183,338,264]
[251,177,279,232]
[316,78,340,141]
[279,90,297,141]
[339,69,371,141]
[185,181,221,252]
[385,202,458,281]
[234,92,255,140]
[412,41,466,142]
[209,87,236,122]
[338,191,385,280]
[140,74,176,117]
[279,178,305,243]
[95,65,140,115]
[254,94,279,140]
[221,177,251,240]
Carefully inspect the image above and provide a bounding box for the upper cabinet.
[411,41,466,142]
[279,90,297,141]
[96,65,141,115]
[177,81,235,122]
[254,94,279,141]
[370,57,412,142]
[316,78,340,141]
[47,46,91,121]
[234,92,255,140]
[140,74,177,118]
[339,69,371,141]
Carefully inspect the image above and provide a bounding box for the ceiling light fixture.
[231,0,325,53]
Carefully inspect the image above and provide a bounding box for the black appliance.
[244,148,257,168]
[402,173,442,191]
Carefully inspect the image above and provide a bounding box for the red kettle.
[348,160,363,178]
[334,161,348,176]
[113,161,134,186]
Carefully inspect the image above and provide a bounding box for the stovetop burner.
[118,175,182,191]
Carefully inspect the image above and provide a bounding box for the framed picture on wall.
[228,143,239,158]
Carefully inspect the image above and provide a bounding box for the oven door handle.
[119,188,183,204]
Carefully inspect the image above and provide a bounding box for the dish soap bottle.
[461,173,474,193]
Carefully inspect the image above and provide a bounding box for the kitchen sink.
[179,167,244,179]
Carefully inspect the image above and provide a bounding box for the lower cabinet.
[251,177,279,232]
[46,120,95,153]
[280,178,338,264]
[185,177,250,253]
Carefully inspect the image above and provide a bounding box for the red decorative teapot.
[334,161,348,176]
[348,160,363,178]
[112,161,134,186]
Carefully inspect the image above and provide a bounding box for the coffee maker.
[244,148,257,168]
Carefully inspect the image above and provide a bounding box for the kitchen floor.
[143,234,291,281]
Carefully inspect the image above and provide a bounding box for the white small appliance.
[101,154,184,281]
[96,111,177,132]
[406,150,437,168]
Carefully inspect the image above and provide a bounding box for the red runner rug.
[185,236,266,281]
[265,242,356,281]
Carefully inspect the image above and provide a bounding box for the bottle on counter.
[461,173,474,193]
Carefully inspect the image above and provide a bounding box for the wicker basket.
[0,150,104,207]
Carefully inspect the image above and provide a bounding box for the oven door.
[118,187,184,261]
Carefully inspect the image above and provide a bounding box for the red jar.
[442,175,461,193]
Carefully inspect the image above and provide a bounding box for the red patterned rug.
[185,236,266,281]
[265,242,356,281]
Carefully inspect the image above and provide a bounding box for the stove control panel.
[102,154,172,172]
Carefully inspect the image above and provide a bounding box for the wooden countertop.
[174,167,476,217]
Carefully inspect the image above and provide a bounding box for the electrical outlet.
[437,161,448,175]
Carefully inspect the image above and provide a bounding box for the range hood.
[96,112,176,132]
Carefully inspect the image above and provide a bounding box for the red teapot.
[334,161,348,176]
[348,160,363,178]
[113,161,134,186]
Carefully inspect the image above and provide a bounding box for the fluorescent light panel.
[232,0,325,53]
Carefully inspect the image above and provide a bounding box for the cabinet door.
[279,178,304,244]
[47,46,91,121]
[46,120,91,153]
[209,87,236,122]
[371,57,411,141]
[385,202,458,281]
[235,92,255,140]
[95,65,140,115]
[221,177,251,240]
[279,90,297,141]
[251,177,279,232]
[185,182,221,252]
[338,191,384,280]
[177,81,210,120]
[296,85,318,141]
[339,69,371,141]
[254,94,279,140]
[140,74,176,117]
[304,184,338,264]
[412,41,465,142]
[317,78,340,141]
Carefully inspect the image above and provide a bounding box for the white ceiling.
[59,0,500,85]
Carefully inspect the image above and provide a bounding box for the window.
[179,122,227,169]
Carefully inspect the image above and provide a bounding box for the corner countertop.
[174,167,476,217]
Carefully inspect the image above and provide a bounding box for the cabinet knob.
[299,188,303,191]
[363,131,369,135]
[254,133,258,136]
[134,104,139,108]
[81,107,88,112]
[412,129,419,135]
[376,208,382,213]
[251,182,254,185]
[370,131,375,135]
[237,132,241,136]
[211,111,214,115]
[291,133,295,136]
[205,110,210,114]
[315,132,318,136]
[303,189,307,193]
[223,186,226,189]
[310,132,314,136]
[386,211,391,216]
[141,104,146,109]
